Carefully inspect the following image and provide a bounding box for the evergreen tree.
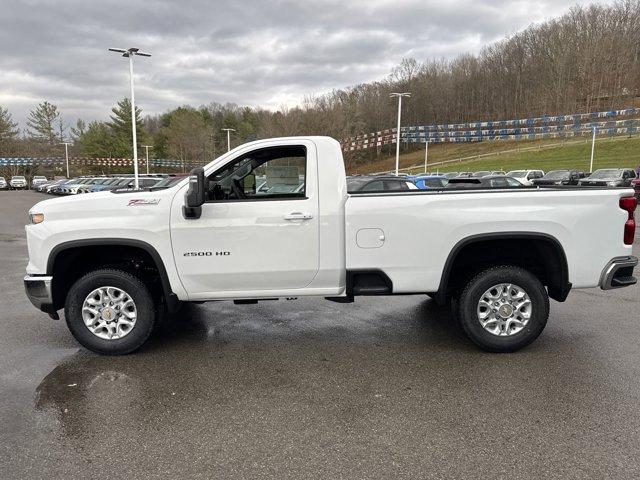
[70,119,86,141]
[0,106,19,142]
[27,101,60,145]
[108,98,147,157]
[79,121,117,158]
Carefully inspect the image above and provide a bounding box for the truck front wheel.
[456,266,549,352]
[64,269,157,355]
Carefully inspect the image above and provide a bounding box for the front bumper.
[600,256,638,290]
[24,275,56,314]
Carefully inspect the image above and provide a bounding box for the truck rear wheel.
[64,269,156,355]
[456,266,549,352]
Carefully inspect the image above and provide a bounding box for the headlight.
[29,213,45,224]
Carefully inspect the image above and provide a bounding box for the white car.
[10,175,28,190]
[0,177,7,190]
[24,136,637,355]
[507,170,545,186]
[31,176,48,189]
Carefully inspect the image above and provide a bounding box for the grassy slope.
[349,136,640,175]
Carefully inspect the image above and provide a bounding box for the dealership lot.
[1,191,639,479]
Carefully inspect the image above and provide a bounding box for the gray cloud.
[0,0,612,129]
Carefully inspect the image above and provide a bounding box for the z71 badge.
[128,198,161,206]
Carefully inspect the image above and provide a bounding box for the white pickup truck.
[24,136,638,354]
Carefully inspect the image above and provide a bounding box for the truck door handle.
[284,212,313,221]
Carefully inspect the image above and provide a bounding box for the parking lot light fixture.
[59,142,72,178]
[108,47,151,190]
[142,145,153,175]
[222,128,235,152]
[390,93,411,175]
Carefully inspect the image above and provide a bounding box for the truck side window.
[206,146,307,201]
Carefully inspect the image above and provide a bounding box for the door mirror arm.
[183,167,206,219]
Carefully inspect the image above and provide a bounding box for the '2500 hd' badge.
[128,198,160,206]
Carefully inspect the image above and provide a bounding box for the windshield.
[13,176,25,180]
[543,170,569,180]
[507,170,526,178]
[99,178,119,186]
[33,176,46,180]
[66,178,86,185]
[589,169,622,179]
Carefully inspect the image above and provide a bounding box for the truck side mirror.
[183,167,206,219]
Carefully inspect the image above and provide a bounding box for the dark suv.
[579,168,637,187]
[347,176,417,192]
[532,170,585,186]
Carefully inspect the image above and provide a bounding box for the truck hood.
[28,188,178,221]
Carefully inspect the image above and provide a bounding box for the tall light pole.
[60,142,71,178]
[222,128,235,152]
[424,139,429,174]
[142,145,153,174]
[589,125,597,173]
[390,93,411,175]
[108,47,151,189]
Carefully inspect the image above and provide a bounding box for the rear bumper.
[24,275,56,313]
[600,256,638,290]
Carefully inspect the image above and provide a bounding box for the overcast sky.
[1,0,612,129]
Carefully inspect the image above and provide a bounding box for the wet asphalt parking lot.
[1,190,639,479]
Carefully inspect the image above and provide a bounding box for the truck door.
[170,142,320,297]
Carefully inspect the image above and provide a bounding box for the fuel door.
[356,228,386,249]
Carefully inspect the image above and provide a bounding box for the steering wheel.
[231,177,246,199]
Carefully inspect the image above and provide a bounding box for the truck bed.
[345,187,634,292]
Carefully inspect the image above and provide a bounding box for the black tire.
[64,269,157,355]
[456,265,549,353]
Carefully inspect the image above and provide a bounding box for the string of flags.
[340,107,640,151]
[0,157,198,168]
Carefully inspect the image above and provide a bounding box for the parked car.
[113,176,164,191]
[24,136,637,356]
[150,174,189,189]
[0,177,7,190]
[472,171,492,177]
[631,177,640,200]
[68,178,113,194]
[442,172,459,179]
[445,175,525,189]
[51,177,92,195]
[507,170,545,186]
[35,180,55,192]
[10,175,28,189]
[31,176,48,189]
[411,175,448,190]
[42,179,69,193]
[490,171,506,175]
[347,175,418,192]
[532,170,585,186]
[578,168,637,187]
[86,177,129,193]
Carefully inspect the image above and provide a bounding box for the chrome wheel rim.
[476,283,531,336]
[82,286,137,340]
